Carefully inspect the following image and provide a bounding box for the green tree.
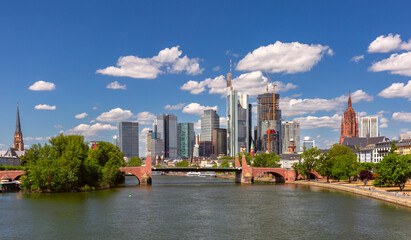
[237,152,252,165]
[331,153,359,183]
[389,140,398,154]
[175,160,189,167]
[221,160,230,168]
[316,144,353,183]
[299,147,322,181]
[375,153,411,191]
[127,156,142,167]
[252,153,281,168]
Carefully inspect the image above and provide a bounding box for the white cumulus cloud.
[106,81,126,90]
[34,104,56,110]
[66,123,117,137]
[293,114,342,129]
[29,81,56,91]
[392,112,411,122]
[96,46,203,79]
[182,103,218,115]
[136,111,156,125]
[351,55,364,63]
[220,117,227,127]
[181,72,297,97]
[378,80,411,101]
[75,112,88,119]
[368,33,411,53]
[281,90,373,117]
[369,52,411,76]
[96,108,133,122]
[164,103,185,110]
[236,41,332,74]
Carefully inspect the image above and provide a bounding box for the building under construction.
[256,92,282,154]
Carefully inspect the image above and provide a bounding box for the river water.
[1,175,410,239]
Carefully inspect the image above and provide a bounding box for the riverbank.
[293,180,411,208]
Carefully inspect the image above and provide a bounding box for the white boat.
[187,172,201,177]
[200,172,216,177]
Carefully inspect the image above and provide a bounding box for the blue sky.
[1,0,411,155]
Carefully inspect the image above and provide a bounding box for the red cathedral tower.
[339,91,359,144]
[13,104,24,151]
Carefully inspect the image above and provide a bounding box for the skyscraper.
[256,92,282,154]
[302,136,315,150]
[153,114,178,159]
[200,109,220,142]
[360,117,379,138]
[226,81,251,157]
[112,135,118,147]
[340,91,359,145]
[119,122,139,159]
[146,130,152,156]
[281,121,300,154]
[178,123,195,158]
[212,128,227,156]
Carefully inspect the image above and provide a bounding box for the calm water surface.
[1,175,410,239]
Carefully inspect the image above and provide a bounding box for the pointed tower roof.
[15,103,21,134]
[347,90,352,108]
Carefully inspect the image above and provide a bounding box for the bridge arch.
[255,171,285,183]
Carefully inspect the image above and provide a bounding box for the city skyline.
[1,1,411,156]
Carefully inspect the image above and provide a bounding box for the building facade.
[256,92,282,154]
[119,122,139,159]
[151,138,165,160]
[340,91,359,145]
[227,87,251,157]
[153,114,178,159]
[212,128,227,156]
[360,117,379,138]
[200,109,220,142]
[178,123,195,158]
[146,130,152,156]
[302,136,315,150]
[281,121,300,154]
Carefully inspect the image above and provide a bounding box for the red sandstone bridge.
[0,156,321,185]
[119,156,321,185]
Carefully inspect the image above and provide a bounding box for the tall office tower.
[302,136,315,150]
[195,134,201,145]
[340,91,359,144]
[212,128,227,156]
[360,117,379,138]
[153,114,178,159]
[200,109,220,142]
[112,135,118,147]
[146,130,153,156]
[178,123,195,158]
[151,138,165,160]
[256,92,282,154]
[281,121,300,154]
[119,122,139,159]
[227,88,251,157]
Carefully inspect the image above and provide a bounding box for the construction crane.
[281,111,297,121]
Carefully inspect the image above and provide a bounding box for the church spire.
[13,103,24,151]
[347,90,352,108]
[16,103,21,134]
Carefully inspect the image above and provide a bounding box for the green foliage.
[237,152,252,165]
[299,147,322,181]
[0,165,28,171]
[375,153,411,190]
[212,163,218,168]
[175,160,189,167]
[316,144,354,183]
[127,156,142,167]
[21,135,125,192]
[359,162,378,172]
[252,153,281,168]
[220,156,234,160]
[331,153,359,183]
[389,140,398,154]
[220,160,230,168]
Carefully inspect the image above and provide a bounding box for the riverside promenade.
[293,181,411,208]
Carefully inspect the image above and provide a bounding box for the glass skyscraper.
[281,121,300,154]
[178,123,195,158]
[119,122,139,159]
[153,114,178,159]
[200,109,219,142]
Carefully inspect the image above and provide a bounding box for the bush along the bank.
[20,135,125,192]
[373,152,411,191]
